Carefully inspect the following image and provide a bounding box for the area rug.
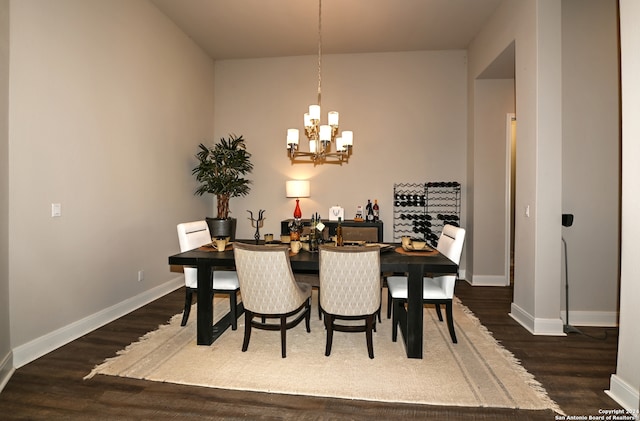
[85,292,561,412]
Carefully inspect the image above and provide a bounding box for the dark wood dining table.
[168,240,458,359]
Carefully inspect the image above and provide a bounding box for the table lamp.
[285,180,310,219]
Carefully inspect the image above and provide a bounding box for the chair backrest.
[436,224,466,265]
[301,225,330,240]
[341,226,379,243]
[319,245,381,316]
[233,242,309,314]
[434,225,466,298]
[177,221,211,288]
[177,220,211,252]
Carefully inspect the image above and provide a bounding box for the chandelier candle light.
[286,0,353,164]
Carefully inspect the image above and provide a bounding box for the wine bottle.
[373,199,379,222]
[336,217,344,247]
[366,200,374,222]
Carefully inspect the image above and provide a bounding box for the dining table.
[168,240,458,359]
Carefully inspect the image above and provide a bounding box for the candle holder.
[247,209,265,244]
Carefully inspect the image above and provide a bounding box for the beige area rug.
[85,292,561,412]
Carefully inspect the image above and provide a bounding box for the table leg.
[405,264,424,358]
[196,263,243,346]
[196,262,214,345]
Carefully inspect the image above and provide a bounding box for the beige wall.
[561,0,620,322]
[469,0,620,326]
[468,0,620,333]
[1,0,11,384]
[7,0,215,365]
[212,51,468,249]
[612,0,640,413]
[468,0,565,334]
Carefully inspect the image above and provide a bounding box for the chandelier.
[286,0,353,165]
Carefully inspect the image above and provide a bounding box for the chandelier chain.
[285,0,353,165]
[317,0,322,107]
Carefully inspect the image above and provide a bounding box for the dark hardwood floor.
[0,281,622,420]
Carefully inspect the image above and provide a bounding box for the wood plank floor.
[0,281,622,420]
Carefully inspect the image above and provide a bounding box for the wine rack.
[393,182,461,246]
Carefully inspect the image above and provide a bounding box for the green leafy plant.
[192,134,253,219]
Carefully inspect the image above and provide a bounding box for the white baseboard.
[0,350,15,393]
[509,302,535,333]
[561,310,619,327]
[12,277,183,369]
[509,302,566,336]
[606,374,639,418]
[470,274,509,286]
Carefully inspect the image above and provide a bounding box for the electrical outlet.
[138,270,144,282]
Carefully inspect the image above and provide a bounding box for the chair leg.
[387,289,392,319]
[180,288,194,326]
[324,314,334,356]
[317,287,322,320]
[280,315,287,358]
[229,290,238,331]
[445,301,457,343]
[242,311,253,352]
[434,303,444,322]
[366,315,375,359]
[305,298,311,333]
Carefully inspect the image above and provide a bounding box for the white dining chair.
[176,220,240,329]
[386,224,466,343]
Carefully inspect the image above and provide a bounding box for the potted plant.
[192,134,253,240]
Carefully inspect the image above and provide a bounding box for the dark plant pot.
[206,217,237,241]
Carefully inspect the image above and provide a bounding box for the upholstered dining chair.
[176,221,240,329]
[386,224,466,344]
[319,245,381,359]
[233,242,312,358]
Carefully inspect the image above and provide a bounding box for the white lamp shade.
[342,130,353,146]
[309,105,321,120]
[328,111,339,126]
[286,180,310,198]
[287,128,299,145]
[319,125,331,142]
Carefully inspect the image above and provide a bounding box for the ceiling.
[150,0,504,60]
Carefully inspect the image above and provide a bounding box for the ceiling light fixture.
[286,0,353,165]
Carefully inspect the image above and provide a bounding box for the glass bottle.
[373,199,379,222]
[336,217,344,247]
